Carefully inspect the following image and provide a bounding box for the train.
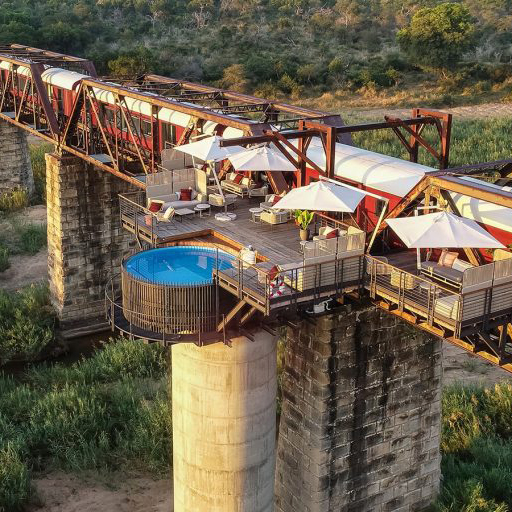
[1,58,511,252]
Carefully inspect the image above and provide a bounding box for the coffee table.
[194,204,211,218]
[249,207,263,223]
[174,208,195,221]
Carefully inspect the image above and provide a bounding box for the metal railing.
[217,248,365,315]
[365,255,512,338]
[105,274,227,346]
[119,191,156,245]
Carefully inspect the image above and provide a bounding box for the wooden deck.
[128,197,306,263]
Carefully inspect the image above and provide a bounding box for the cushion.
[180,188,192,201]
[189,187,198,200]
[439,250,458,268]
[241,177,251,186]
[326,229,338,240]
[268,264,280,282]
[323,226,337,236]
[233,174,243,184]
[272,195,281,205]
[148,200,163,212]
[421,262,464,284]
[161,206,175,221]
[452,259,474,272]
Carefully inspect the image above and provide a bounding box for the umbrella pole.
[210,161,227,212]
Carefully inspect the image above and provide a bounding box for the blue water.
[124,246,235,286]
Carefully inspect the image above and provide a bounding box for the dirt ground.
[27,473,173,512]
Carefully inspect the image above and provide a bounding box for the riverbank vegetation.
[1,1,512,108]
[0,339,170,511]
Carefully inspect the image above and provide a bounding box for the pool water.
[124,246,234,286]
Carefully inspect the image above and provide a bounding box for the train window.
[161,122,176,147]
[56,88,64,114]
[105,108,115,125]
[18,76,27,92]
[141,120,152,136]
[132,117,141,136]
[375,198,387,216]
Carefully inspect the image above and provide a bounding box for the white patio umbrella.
[173,135,245,162]
[272,180,366,213]
[228,144,297,172]
[386,211,504,249]
[386,211,504,270]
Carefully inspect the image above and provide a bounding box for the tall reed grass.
[29,143,53,204]
[0,339,170,511]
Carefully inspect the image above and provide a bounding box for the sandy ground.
[27,473,173,512]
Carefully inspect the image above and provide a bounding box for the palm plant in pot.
[294,210,314,241]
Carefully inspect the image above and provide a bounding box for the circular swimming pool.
[124,246,234,285]
[121,246,235,335]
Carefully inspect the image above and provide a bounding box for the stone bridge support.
[275,306,442,512]
[46,153,135,334]
[0,121,33,195]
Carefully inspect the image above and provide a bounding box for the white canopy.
[173,136,245,162]
[273,180,366,213]
[228,144,297,172]
[386,211,505,249]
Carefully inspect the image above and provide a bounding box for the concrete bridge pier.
[0,121,33,195]
[45,152,135,334]
[172,332,277,512]
[275,306,442,512]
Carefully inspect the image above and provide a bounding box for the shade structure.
[386,212,505,249]
[228,144,297,172]
[272,180,366,213]
[173,136,245,162]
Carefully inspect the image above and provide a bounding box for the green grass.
[434,383,512,511]
[0,339,170,511]
[0,188,29,213]
[351,117,512,169]
[0,245,9,273]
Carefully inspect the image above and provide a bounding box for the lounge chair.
[260,210,291,226]
[208,193,237,209]
[221,172,256,197]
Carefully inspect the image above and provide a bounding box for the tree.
[397,3,476,76]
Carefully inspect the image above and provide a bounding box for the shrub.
[17,223,47,255]
[0,443,32,512]
[0,188,29,212]
[0,284,56,365]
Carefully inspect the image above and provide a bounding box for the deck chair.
[156,206,175,223]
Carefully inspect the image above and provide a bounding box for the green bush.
[17,223,47,255]
[0,284,56,365]
[0,443,32,512]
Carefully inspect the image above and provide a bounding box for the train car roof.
[298,138,435,197]
[42,68,88,90]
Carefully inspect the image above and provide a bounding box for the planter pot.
[299,228,310,241]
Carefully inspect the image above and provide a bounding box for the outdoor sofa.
[146,183,206,210]
[221,172,256,197]
[420,250,474,288]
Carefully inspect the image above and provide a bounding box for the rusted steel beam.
[432,175,512,208]
[220,129,319,147]
[82,79,267,132]
[29,63,60,136]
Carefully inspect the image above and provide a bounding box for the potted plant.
[294,209,314,241]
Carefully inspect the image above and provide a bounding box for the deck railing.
[366,255,512,339]
[216,234,366,314]
[119,191,156,245]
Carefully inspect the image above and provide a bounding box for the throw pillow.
[233,174,244,184]
[272,195,281,205]
[189,187,198,200]
[439,250,458,268]
[180,188,192,201]
[268,264,279,282]
[148,200,163,213]
[323,226,337,237]
[326,229,338,239]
